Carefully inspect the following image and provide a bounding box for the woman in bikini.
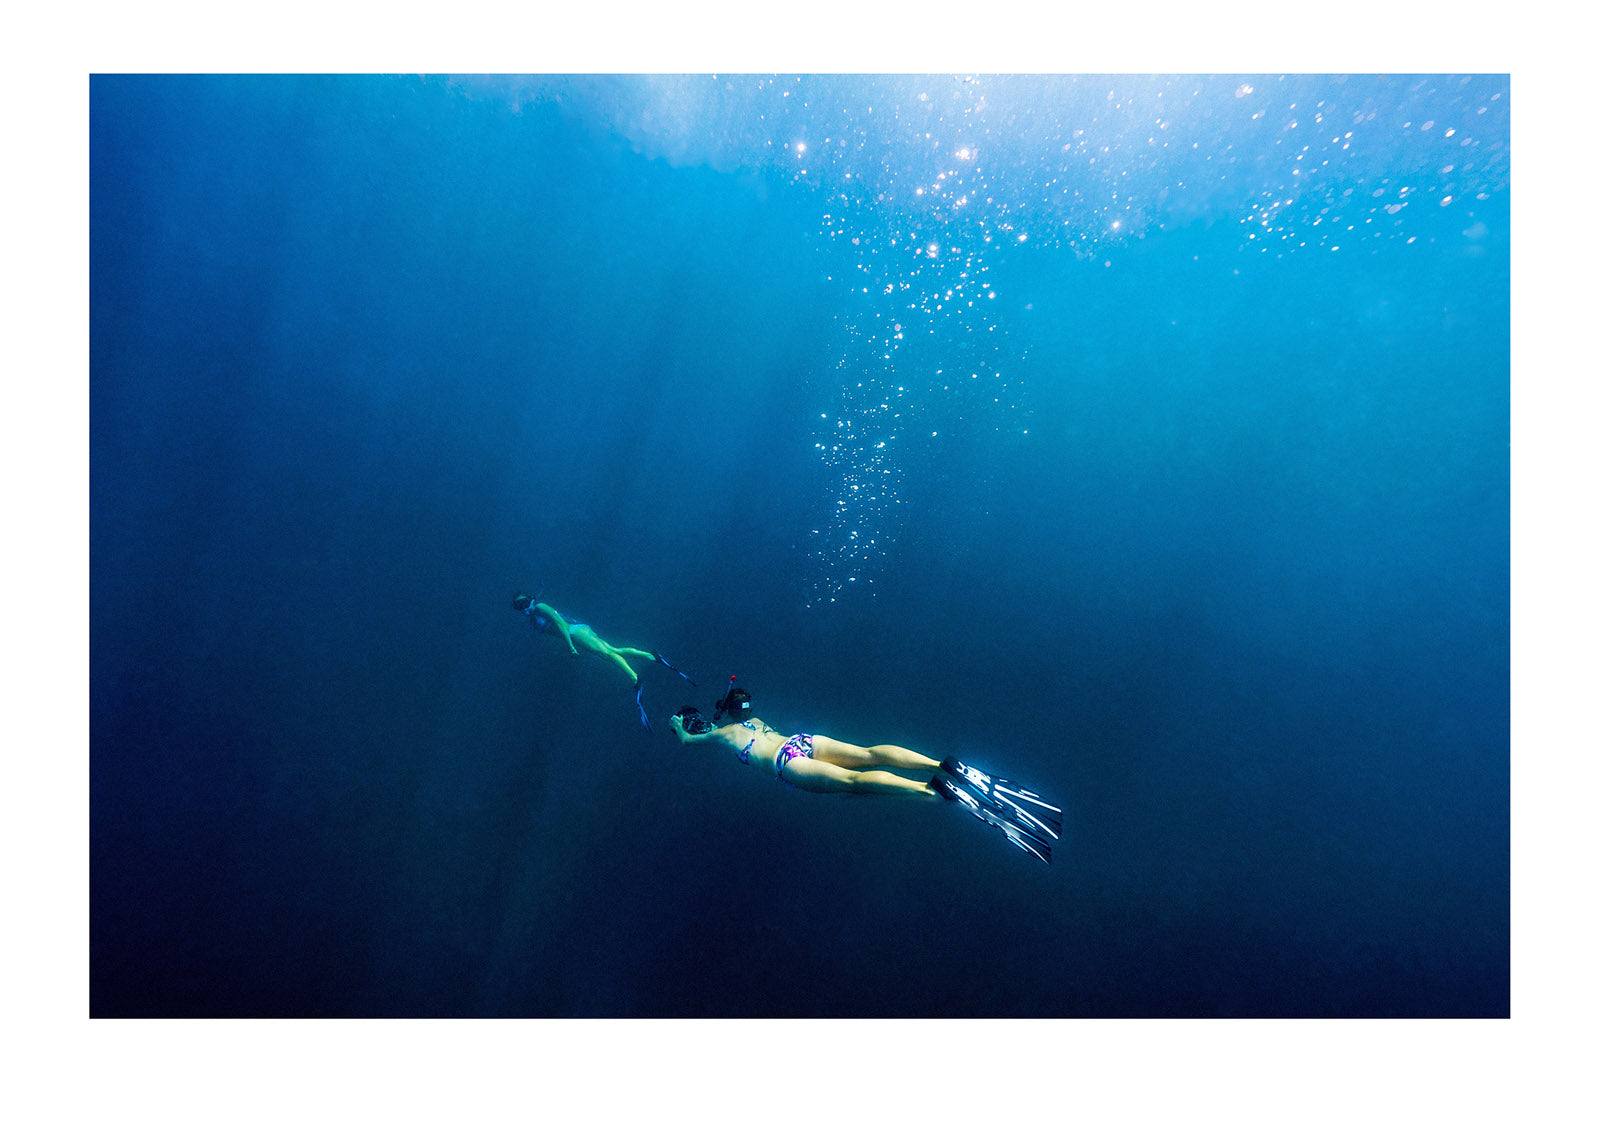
[668,688,1063,862]
[670,688,942,798]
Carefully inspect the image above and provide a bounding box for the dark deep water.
[90,74,1508,1017]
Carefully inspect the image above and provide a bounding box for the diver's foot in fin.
[932,775,1052,865]
[939,758,1063,842]
[652,652,696,685]
[939,758,1001,803]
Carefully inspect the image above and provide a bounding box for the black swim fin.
[940,758,1063,845]
[933,775,1053,865]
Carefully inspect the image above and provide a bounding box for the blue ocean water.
[90,74,1508,1017]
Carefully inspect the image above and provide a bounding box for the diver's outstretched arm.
[669,715,718,745]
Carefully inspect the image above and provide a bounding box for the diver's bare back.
[708,717,786,772]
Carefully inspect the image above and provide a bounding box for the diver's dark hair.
[512,593,534,612]
[717,686,753,722]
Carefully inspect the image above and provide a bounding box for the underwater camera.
[677,706,713,735]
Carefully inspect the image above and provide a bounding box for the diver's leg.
[570,629,642,684]
[778,756,938,799]
[612,644,696,685]
[810,735,942,773]
[603,650,642,685]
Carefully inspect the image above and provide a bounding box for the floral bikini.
[775,734,815,783]
[735,721,815,784]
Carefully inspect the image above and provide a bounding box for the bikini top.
[736,720,759,764]
[528,607,586,634]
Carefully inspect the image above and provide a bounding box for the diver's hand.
[569,646,580,656]
[669,714,687,740]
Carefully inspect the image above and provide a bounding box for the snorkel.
[712,674,737,722]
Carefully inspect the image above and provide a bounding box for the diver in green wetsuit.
[512,593,694,729]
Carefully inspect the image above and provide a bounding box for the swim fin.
[933,775,1053,865]
[652,652,697,686]
[636,684,653,732]
[939,758,1063,846]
